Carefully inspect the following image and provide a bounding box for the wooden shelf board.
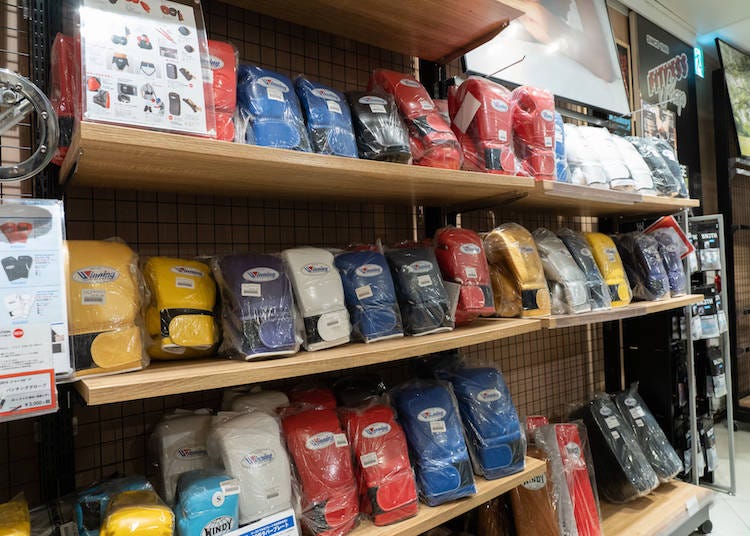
[739,395,750,409]
[601,481,713,536]
[540,294,704,329]
[219,0,523,64]
[351,457,546,536]
[76,318,540,405]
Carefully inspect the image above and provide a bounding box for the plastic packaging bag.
[100,490,174,536]
[30,494,77,536]
[208,40,238,142]
[346,90,411,162]
[212,253,298,360]
[511,86,556,180]
[564,124,607,187]
[610,135,655,193]
[533,228,591,314]
[650,138,688,198]
[484,223,550,317]
[288,386,338,410]
[625,137,682,197]
[230,389,289,414]
[488,265,522,318]
[0,493,30,536]
[557,228,612,311]
[50,33,80,166]
[614,384,683,482]
[175,469,239,536]
[615,233,670,301]
[295,76,358,157]
[649,228,687,296]
[76,476,154,536]
[333,374,388,408]
[554,112,568,182]
[578,127,634,191]
[583,233,632,307]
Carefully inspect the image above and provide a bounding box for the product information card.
[0,200,68,422]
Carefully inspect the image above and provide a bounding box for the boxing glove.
[296,76,358,157]
[50,33,80,166]
[650,228,687,297]
[578,127,635,191]
[611,135,655,194]
[441,367,526,479]
[333,375,388,408]
[282,248,351,351]
[557,228,611,311]
[67,240,146,377]
[625,137,681,197]
[615,233,670,301]
[340,404,418,526]
[76,477,154,536]
[533,228,591,315]
[346,90,411,163]
[143,258,219,359]
[584,233,632,307]
[175,470,239,536]
[489,265,522,318]
[212,253,298,359]
[434,227,494,325]
[237,64,311,151]
[208,41,238,142]
[392,380,476,506]
[334,250,403,343]
[206,411,292,524]
[369,69,461,169]
[511,86,555,180]
[100,490,173,536]
[230,389,289,414]
[651,138,689,197]
[2,255,32,281]
[150,411,212,505]
[0,494,29,536]
[384,247,454,335]
[563,124,607,187]
[484,223,550,317]
[554,112,568,182]
[289,387,338,410]
[449,77,520,174]
[282,409,359,536]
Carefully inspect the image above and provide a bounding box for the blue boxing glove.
[554,112,569,182]
[175,470,239,536]
[295,76,358,157]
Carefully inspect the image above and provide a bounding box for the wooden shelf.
[75,318,540,405]
[219,0,523,64]
[350,457,546,536]
[540,294,703,329]
[601,481,713,536]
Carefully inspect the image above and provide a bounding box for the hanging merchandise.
[76,476,154,536]
[583,233,632,307]
[563,124,608,187]
[174,469,239,536]
[610,135,655,193]
[488,265,522,318]
[143,257,219,359]
[614,384,683,482]
[391,380,476,506]
[557,228,612,311]
[282,408,359,536]
[230,389,289,414]
[0,494,30,536]
[434,227,494,325]
[346,90,411,162]
[236,65,312,150]
[282,248,351,351]
[650,138,689,198]
[554,112,568,182]
[649,229,687,296]
[615,233,671,301]
[99,490,174,536]
[510,85,556,180]
[334,250,404,343]
[532,228,591,315]
[484,223,550,317]
[578,127,635,191]
[67,239,147,378]
[207,40,238,142]
[295,76,359,157]
[340,403,419,526]
[212,253,298,360]
[384,247,454,336]
[49,33,80,166]
[625,137,684,197]
[369,69,462,169]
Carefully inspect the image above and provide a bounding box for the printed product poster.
[80,0,211,135]
[717,39,750,158]
[0,200,69,422]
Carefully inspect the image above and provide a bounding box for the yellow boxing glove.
[489,265,522,318]
[0,494,30,536]
[584,232,633,307]
[101,490,174,536]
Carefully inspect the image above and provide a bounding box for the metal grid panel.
[731,178,750,397]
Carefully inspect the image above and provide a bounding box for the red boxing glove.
[283,409,359,536]
[288,387,338,410]
[208,40,238,141]
[511,86,556,180]
[50,33,81,166]
[369,69,462,169]
[341,404,418,526]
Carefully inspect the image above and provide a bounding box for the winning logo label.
[302,263,330,275]
[541,109,554,122]
[176,446,207,459]
[306,432,335,450]
[355,264,383,277]
[73,266,119,283]
[565,442,581,459]
[599,406,613,417]
[491,99,509,112]
[406,261,433,274]
[359,95,387,105]
[400,78,422,88]
[209,56,225,70]
[417,407,446,422]
[459,243,482,255]
[477,389,502,403]
[311,88,340,101]
[257,77,289,92]
[243,267,280,282]
[171,266,204,277]
[241,448,275,468]
[362,422,391,438]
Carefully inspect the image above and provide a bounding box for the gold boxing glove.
[484,223,550,317]
[101,490,174,536]
[0,494,30,536]
[67,241,146,377]
[584,232,633,307]
[143,258,218,359]
[489,265,522,318]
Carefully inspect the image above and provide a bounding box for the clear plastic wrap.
[143,257,219,359]
[236,64,312,151]
[434,227,494,325]
[391,380,476,506]
[649,228,687,297]
[610,136,655,194]
[281,248,351,351]
[554,112,568,182]
[149,410,213,504]
[333,374,388,408]
[100,490,174,536]
[208,40,238,142]
[488,265,522,318]
[572,394,659,503]
[563,124,607,187]
[615,233,670,301]
[483,223,550,317]
[76,476,153,536]
[206,411,293,524]
[295,76,358,157]
[369,69,462,169]
[614,383,683,482]
[583,233,632,307]
[557,228,611,311]
[287,386,339,411]
[624,137,682,197]
[334,250,404,343]
[532,228,591,315]
[346,90,411,163]
[384,247,454,335]
[175,469,239,536]
[212,253,298,360]
[510,86,556,180]
[67,240,148,377]
[439,367,526,479]
[230,389,289,414]
[281,408,359,536]
[578,127,634,191]
[340,402,418,526]
[650,138,688,198]
[30,494,77,536]
[50,33,80,166]
[0,493,30,536]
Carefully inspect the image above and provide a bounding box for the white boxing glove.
[564,124,608,187]
[231,389,289,414]
[611,135,655,194]
[282,247,351,351]
[579,127,634,191]
[533,228,591,314]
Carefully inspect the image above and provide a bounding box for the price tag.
[360,452,379,468]
[267,87,284,102]
[241,283,261,297]
[334,433,349,447]
[417,275,432,287]
[355,285,373,300]
[370,104,386,113]
[430,420,446,434]
[326,100,342,114]
[605,416,619,429]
